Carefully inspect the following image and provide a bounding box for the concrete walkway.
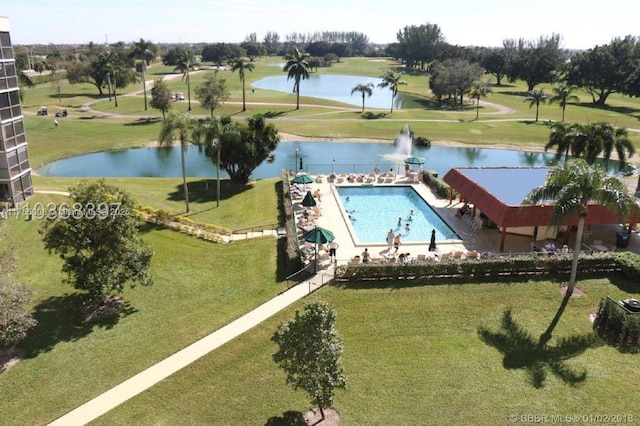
[48,269,333,425]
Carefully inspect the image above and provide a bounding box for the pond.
[37,141,569,179]
[251,74,415,110]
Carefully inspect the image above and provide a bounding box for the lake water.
[251,74,414,109]
[37,141,566,179]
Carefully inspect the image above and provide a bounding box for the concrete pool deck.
[295,175,640,270]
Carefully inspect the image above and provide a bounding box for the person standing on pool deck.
[328,241,339,263]
[386,229,395,250]
[393,233,401,254]
[429,229,437,252]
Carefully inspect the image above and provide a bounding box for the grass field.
[2,56,640,424]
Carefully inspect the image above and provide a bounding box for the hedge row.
[280,171,304,273]
[594,296,640,352]
[422,171,452,199]
[335,252,637,284]
[135,205,230,242]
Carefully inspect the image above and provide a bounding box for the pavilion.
[442,167,636,251]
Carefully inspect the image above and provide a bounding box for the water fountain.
[380,124,415,163]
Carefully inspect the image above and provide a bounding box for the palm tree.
[549,83,579,122]
[192,117,222,208]
[599,124,635,171]
[524,159,636,296]
[174,51,196,111]
[350,83,374,112]
[283,47,310,110]
[159,110,193,212]
[130,38,156,111]
[544,122,571,165]
[468,81,492,120]
[524,88,548,122]
[230,57,255,112]
[377,70,407,113]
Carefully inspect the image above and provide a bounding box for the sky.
[3,0,640,50]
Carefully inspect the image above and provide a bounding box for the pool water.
[337,186,459,244]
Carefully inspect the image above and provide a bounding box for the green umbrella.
[291,174,314,184]
[303,226,335,273]
[301,191,317,207]
[404,156,424,165]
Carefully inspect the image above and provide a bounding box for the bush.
[422,171,451,199]
[594,297,640,352]
[413,136,431,148]
[334,252,622,283]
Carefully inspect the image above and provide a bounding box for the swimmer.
[346,196,350,202]
[397,217,402,227]
[405,223,410,232]
[409,209,414,216]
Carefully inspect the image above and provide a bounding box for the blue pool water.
[337,186,458,244]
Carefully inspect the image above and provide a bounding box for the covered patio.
[443,167,636,251]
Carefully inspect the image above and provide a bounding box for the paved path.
[48,269,333,425]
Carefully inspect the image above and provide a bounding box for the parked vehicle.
[37,107,48,116]
[55,108,67,117]
[176,93,185,101]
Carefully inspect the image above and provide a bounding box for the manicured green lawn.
[1,195,284,425]
[92,278,640,424]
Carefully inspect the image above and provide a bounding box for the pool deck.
[294,174,640,270]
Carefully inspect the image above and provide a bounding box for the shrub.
[421,171,450,199]
[594,297,640,352]
[413,136,431,147]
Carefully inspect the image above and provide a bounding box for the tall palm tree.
[599,124,635,171]
[174,51,196,111]
[350,83,374,112]
[130,38,156,111]
[468,81,492,120]
[544,122,572,165]
[192,117,222,207]
[524,159,636,296]
[159,110,193,212]
[377,70,407,113]
[549,83,579,122]
[230,57,255,112]
[283,47,310,110]
[524,88,548,122]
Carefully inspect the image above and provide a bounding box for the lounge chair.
[417,254,426,262]
[439,253,451,261]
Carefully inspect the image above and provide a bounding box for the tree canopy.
[272,301,346,420]
[565,36,640,106]
[0,228,37,358]
[217,114,280,184]
[150,77,172,120]
[195,72,230,117]
[41,179,154,298]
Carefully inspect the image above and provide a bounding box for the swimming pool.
[336,186,459,245]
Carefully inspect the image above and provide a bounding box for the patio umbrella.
[404,156,424,165]
[291,174,313,184]
[301,191,317,207]
[303,226,335,273]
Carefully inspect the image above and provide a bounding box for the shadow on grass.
[360,111,387,119]
[168,179,253,206]
[23,293,137,358]
[124,117,162,126]
[607,275,640,294]
[575,102,640,119]
[264,110,288,118]
[265,410,305,426]
[478,298,601,388]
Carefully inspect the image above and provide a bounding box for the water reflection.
[38,141,595,179]
[251,74,415,109]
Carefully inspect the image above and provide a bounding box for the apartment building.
[0,16,33,207]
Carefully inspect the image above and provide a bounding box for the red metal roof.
[443,167,634,228]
